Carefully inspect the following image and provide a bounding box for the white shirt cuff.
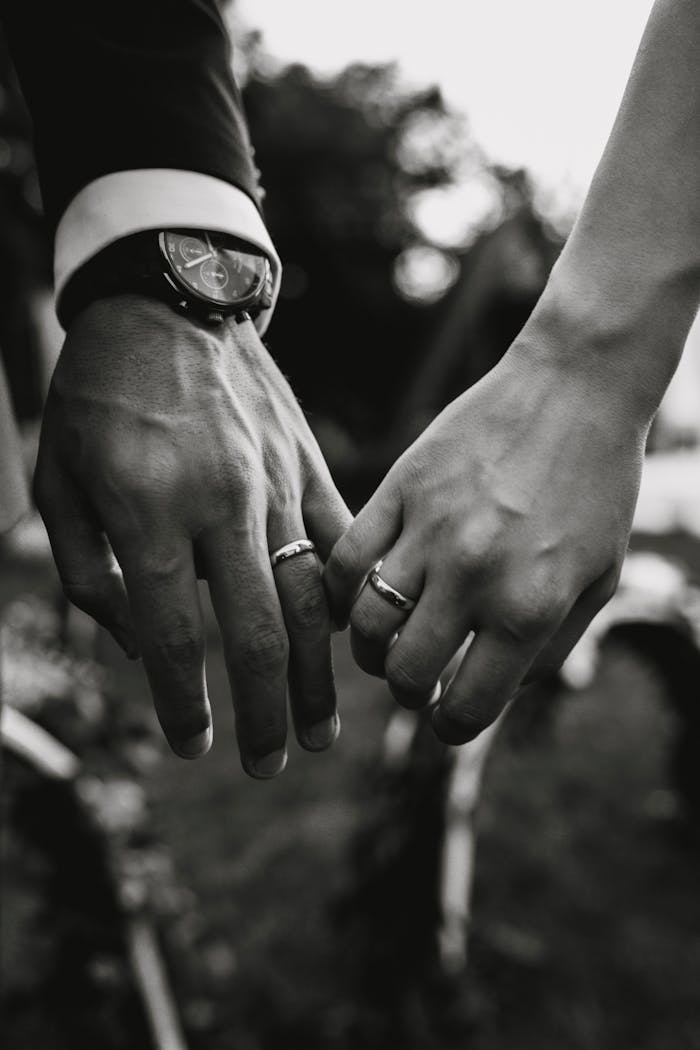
[54,169,281,334]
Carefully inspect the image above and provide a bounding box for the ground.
[145,598,700,1050]
[3,545,700,1050]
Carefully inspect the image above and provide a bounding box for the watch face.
[161,231,267,306]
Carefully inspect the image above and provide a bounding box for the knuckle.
[98,440,182,506]
[62,579,102,615]
[240,623,289,677]
[129,550,187,589]
[219,456,259,505]
[349,601,385,645]
[99,444,146,490]
[501,587,565,642]
[452,529,496,580]
[151,625,205,669]
[434,702,489,744]
[61,566,125,623]
[434,687,504,740]
[385,654,434,698]
[502,606,551,643]
[263,448,300,499]
[458,529,490,565]
[327,532,362,585]
[288,572,327,632]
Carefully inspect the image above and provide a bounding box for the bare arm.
[325,0,700,743]
[534,0,700,416]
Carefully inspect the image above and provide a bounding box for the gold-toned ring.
[368,560,417,612]
[270,539,316,568]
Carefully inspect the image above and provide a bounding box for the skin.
[324,336,645,741]
[33,0,699,763]
[325,0,700,743]
[34,297,351,775]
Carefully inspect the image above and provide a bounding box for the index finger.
[324,483,402,629]
[432,630,541,745]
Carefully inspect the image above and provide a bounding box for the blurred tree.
[0,25,49,422]
[239,44,563,488]
[242,57,465,441]
[0,9,564,470]
[390,177,562,454]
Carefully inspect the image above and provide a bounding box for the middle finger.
[349,540,424,678]
[383,570,475,708]
[201,519,289,779]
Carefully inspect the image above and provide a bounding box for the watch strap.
[58,231,176,329]
[57,230,271,329]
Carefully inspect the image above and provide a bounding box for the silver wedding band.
[270,539,316,568]
[368,560,417,612]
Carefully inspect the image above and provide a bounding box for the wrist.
[58,229,273,331]
[510,250,693,427]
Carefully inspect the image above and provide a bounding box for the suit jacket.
[0,0,261,531]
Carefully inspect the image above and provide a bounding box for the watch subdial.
[200,257,229,291]
[180,236,208,264]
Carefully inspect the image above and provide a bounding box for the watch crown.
[259,274,273,310]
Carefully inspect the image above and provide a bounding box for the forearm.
[2,0,261,231]
[523,0,700,419]
[3,0,281,332]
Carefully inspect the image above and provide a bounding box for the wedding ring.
[368,560,417,611]
[270,539,316,568]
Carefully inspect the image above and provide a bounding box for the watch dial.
[163,231,267,305]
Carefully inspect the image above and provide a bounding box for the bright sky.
[236,0,655,213]
[235,0,700,430]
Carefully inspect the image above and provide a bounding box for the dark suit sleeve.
[0,0,262,235]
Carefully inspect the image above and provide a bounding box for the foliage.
[0,16,562,458]
[242,56,468,438]
[239,46,564,475]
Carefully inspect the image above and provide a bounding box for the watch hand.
[204,232,215,254]
[184,252,214,269]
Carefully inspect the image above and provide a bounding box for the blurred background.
[2,2,700,1048]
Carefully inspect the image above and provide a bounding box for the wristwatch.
[58,228,274,329]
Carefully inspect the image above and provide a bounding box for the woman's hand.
[324,340,650,744]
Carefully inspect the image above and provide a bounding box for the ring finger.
[349,540,424,680]
[269,518,339,752]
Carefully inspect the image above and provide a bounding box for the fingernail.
[248,748,288,779]
[428,681,443,705]
[301,714,340,751]
[176,726,213,759]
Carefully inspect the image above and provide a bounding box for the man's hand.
[325,341,650,744]
[34,295,351,774]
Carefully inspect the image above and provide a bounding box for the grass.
[129,599,700,1050]
[3,538,700,1050]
